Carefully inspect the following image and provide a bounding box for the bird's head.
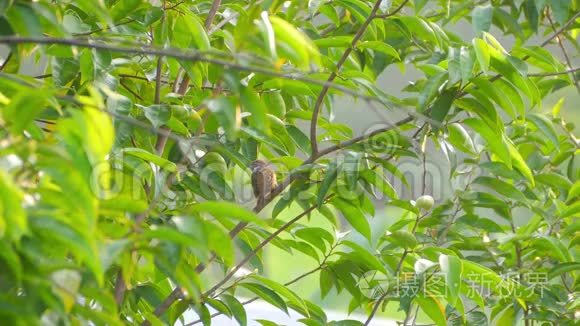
[249,159,267,173]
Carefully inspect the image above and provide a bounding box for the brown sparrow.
[250,160,277,207]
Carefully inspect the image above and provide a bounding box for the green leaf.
[0,241,22,283]
[551,0,571,24]
[52,57,80,87]
[318,160,339,207]
[471,78,516,119]
[567,181,580,202]
[190,201,264,226]
[142,227,202,249]
[314,36,352,48]
[206,223,235,266]
[241,126,287,154]
[0,171,27,241]
[358,41,400,60]
[527,113,559,148]
[121,148,177,172]
[523,0,539,32]
[446,123,476,155]
[474,176,527,202]
[429,88,456,128]
[342,241,387,274]
[221,294,247,326]
[561,201,580,218]
[270,15,320,68]
[504,137,534,186]
[286,125,312,154]
[495,78,524,118]
[463,118,511,166]
[535,173,572,190]
[30,216,103,285]
[249,275,309,315]
[492,305,515,325]
[99,196,148,214]
[240,88,270,134]
[359,169,397,199]
[462,260,526,297]
[415,294,447,326]
[331,197,371,241]
[548,262,580,280]
[472,38,490,73]
[110,0,141,22]
[3,89,48,134]
[472,5,492,36]
[206,298,232,318]
[439,254,462,306]
[418,71,448,112]
[5,4,41,36]
[239,283,288,314]
[206,97,239,141]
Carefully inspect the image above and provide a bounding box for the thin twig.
[118,1,167,312]
[119,79,144,100]
[528,66,580,77]
[0,51,13,72]
[458,10,580,97]
[202,197,330,299]
[310,0,400,155]
[185,239,339,326]
[0,36,397,106]
[72,19,136,36]
[205,0,222,30]
[119,73,173,84]
[546,11,580,93]
[365,212,423,325]
[540,11,580,47]
[374,0,411,19]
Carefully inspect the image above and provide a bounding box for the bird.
[249,160,277,208]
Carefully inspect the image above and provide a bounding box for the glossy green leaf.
[190,201,264,225]
[331,197,371,241]
[527,113,559,148]
[239,283,288,314]
[221,294,247,326]
[121,148,177,172]
[318,160,339,207]
[439,254,462,305]
[472,38,490,73]
[415,294,446,326]
[472,5,492,36]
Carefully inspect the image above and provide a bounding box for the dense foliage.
[0,0,578,325]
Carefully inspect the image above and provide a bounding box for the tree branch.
[205,0,222,30]
[540,11,580,47]
[0,36,401,106]
[202,197,328,299]
[374,0,411,19]
[176,0,223,99]
[119,0,167,310]
[0,51,12,72]
[72,19,136,36]
[546,11,580,93]
[184,236,339,326]
[364,212,423,326]
[309,0,398,155]
[528,66,580,77]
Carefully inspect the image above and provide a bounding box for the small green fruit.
[415,195,434,211]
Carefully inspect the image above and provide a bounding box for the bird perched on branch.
[250,160,277,208]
